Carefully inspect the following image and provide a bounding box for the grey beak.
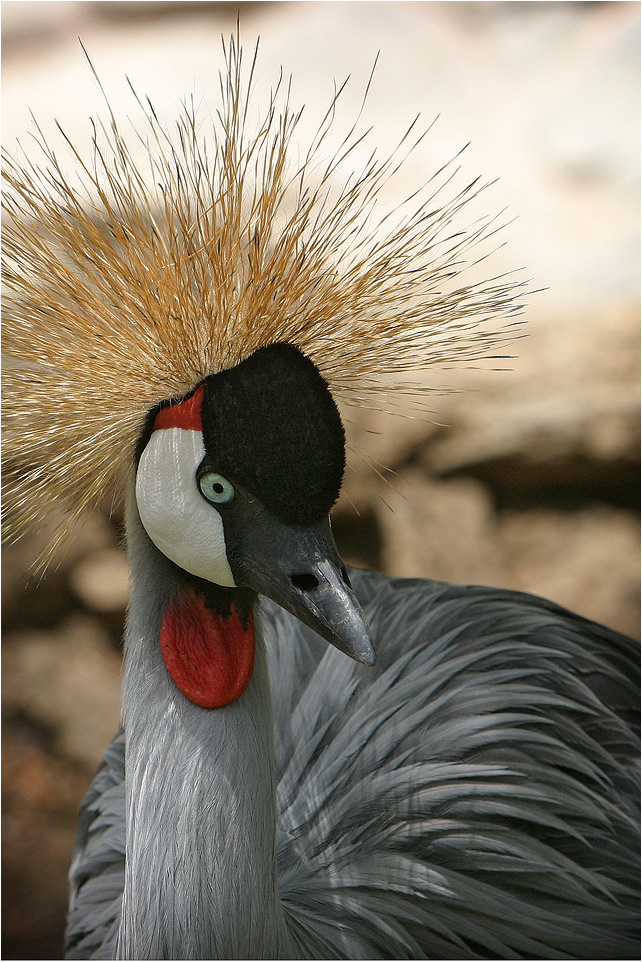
[221,493,376,666]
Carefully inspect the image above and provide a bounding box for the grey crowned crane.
[2,41,639,961]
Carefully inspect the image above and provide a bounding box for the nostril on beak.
[341,566,351,588]
[291,572,319,592]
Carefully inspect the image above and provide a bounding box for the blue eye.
[198,472,235,504]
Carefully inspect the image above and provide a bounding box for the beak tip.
[338,628,376,667]
[361,648,377,667]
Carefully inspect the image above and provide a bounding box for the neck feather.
[117,497,291,959]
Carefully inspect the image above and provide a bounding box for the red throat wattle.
[160,587,256,708]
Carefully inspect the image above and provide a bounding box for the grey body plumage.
[66,523,640,960]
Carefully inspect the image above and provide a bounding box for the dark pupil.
[213,482,224,494]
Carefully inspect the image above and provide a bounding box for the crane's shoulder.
[262,569,640,959]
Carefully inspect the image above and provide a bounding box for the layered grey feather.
[66,569,640,960]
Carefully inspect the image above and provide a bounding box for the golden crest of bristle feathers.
[2,38,524,566]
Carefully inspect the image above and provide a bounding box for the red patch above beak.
[154,383,205,432]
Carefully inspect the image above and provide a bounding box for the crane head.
[135,342,375,695]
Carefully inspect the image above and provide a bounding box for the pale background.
[2,2,639,958]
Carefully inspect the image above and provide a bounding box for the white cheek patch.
[136,428,236,587]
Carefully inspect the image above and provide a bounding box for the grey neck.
[117,498,291,959]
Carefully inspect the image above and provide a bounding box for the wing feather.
[264,570,640,960]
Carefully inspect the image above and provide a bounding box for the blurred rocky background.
[2,1,639,958]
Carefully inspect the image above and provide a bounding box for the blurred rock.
[3,616,121,769]
[376,468,639,639]
[69,547,130,613]
[424,306,640,479]
[1,509,119,631]
[1,0,88,50]
[498,506,641,640]
[341,405,439,512]
[377,471,506,586]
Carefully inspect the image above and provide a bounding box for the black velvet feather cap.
[200,343,346,526]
